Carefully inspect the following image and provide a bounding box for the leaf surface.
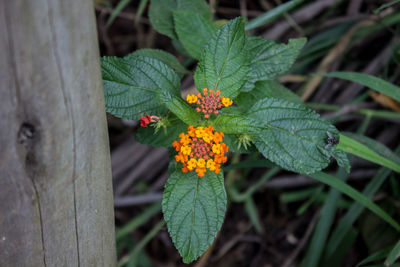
[235,80,303,112]
[162,168,227,263]
[194,17,250,98]
[127,49,189,76]
[148,0,178,39]
[247,98,337,174]
[245,37,306,90]
[102,55,180,120]
[173,10,218,59]
[149,0,212,39]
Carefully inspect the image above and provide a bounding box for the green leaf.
[235,80,303,111]
[385,240,400,266]
[245,37,306,89]
[324,147,400,263]
[162,168,227,263]
[115,201,161,242]
[173,10,218,59]
[373,0,400,14]
[176,0,211,20]
[149,0,212,39]
[223,134,257,154]
[337,134,400,173]
[343,133,400,165]
[331,149,351,173]
[194,17,250,98]
[308,172,400,232]
[148,0,178,39]
[211,114,252,135]
[324,72,400,102]
[135,114,188,147]
[302,168,348,267]
[102,55,180,120]
[357,246,393,266]
[127,49,189,76]
[106,0,131,28]
[247,98,337,174]
[159,91,201,125]
[245,0,305,30]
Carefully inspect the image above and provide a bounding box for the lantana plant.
[101,0,350,263]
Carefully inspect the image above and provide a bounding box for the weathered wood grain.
[0,0,116,266]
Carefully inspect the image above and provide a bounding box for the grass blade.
[357,246,393,266]
[308,172,400,232]
[337,134,400,173]
[244,196,264,234]
[106,0,131,28]
[324,72,400,102]
[116,201,161,242]
[134,0,149,25]
[245,0,304,31]
[302,168,347,267]
[385,240,400,267]
[128,221,165,267]
[374,0,400,14]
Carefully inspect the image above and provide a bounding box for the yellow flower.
[212,144,222,154]
[202,133,212,143]
[181,146,191,155]
[222,97,233,107]
[187,158,197,170]
[195,127,205,138]
[197,158,206,168]
[186,94,198,104]
[206,159,216,171]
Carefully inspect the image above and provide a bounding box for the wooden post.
[0,0,116,266]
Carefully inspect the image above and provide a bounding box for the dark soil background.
[94,1,400,266]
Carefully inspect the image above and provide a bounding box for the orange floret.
[172,126,228,177]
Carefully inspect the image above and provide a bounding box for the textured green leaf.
[159,91,201,126]
[194,17,250,98]
[102,55,180,120]
[324,72,400,102]
[149,0,211,39]
[162,168,227,263]
[127,49,189,76]
[135,114,188,147]
[331,149,351,173]
[212,97,340,173]
[235,80,303,111]
[148,0,178,39]
[245,37,306,90]
[173,10,218,59]
[247,98,337,174]
[211,114,252,135]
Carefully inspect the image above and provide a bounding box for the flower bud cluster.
[186,88,233,118]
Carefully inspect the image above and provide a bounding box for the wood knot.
[18,122,36,145]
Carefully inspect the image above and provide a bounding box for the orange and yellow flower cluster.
[186,88,233,118]
[173,125,228,177]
